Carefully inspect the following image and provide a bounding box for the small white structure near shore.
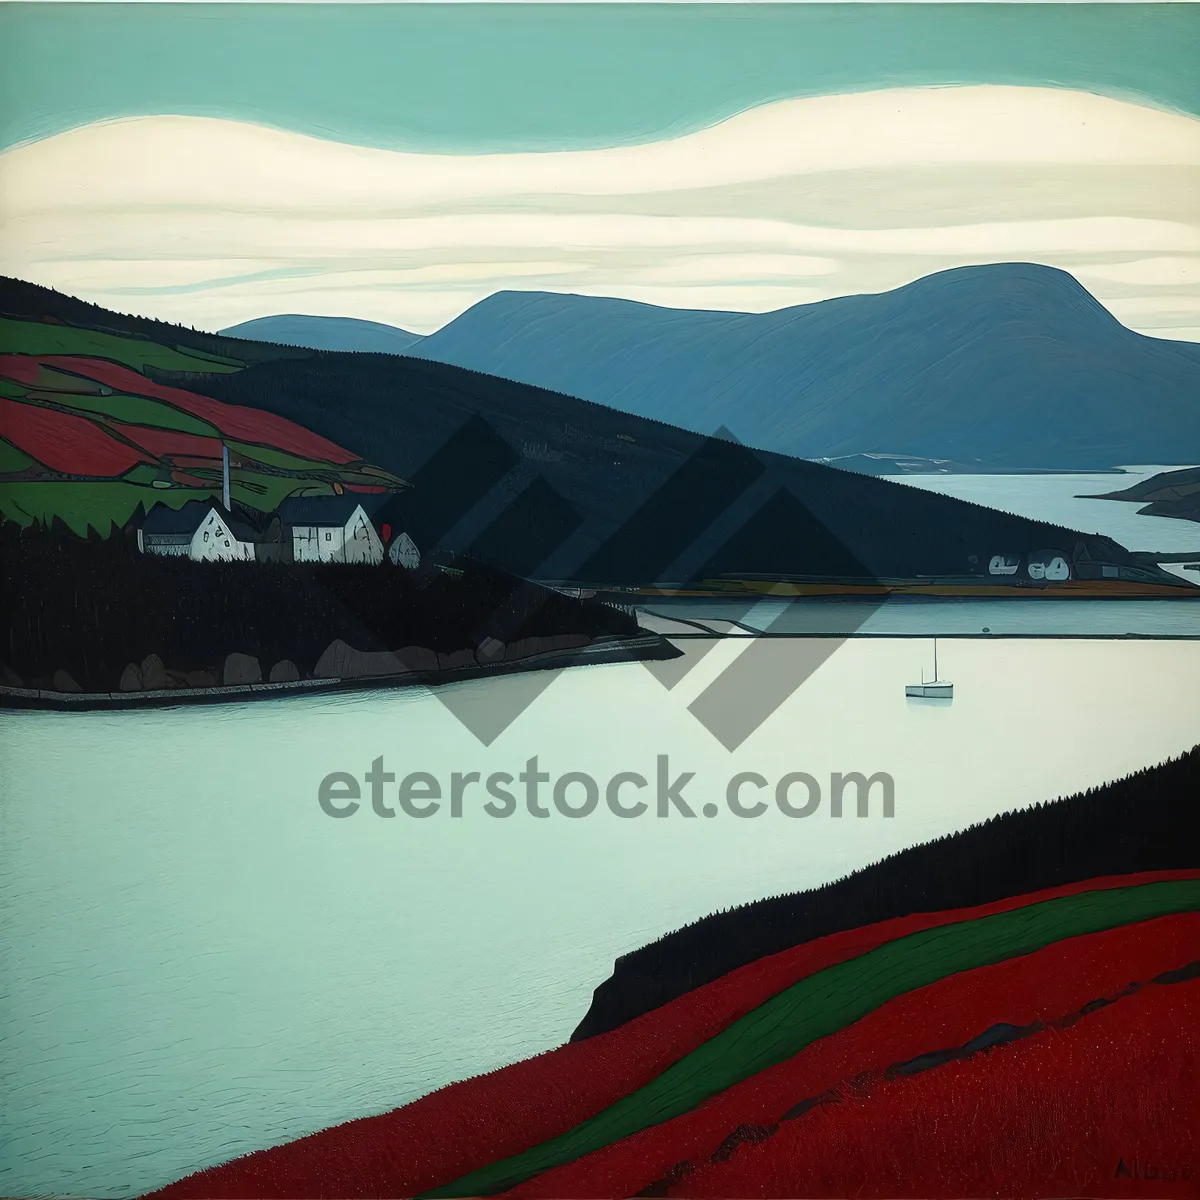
[388,531,421,569]
[1028,549,1071,581]
[988,550,1072,581]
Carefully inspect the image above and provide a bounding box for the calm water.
[4,472,1200,1198]
[638,596,1200,637]
[4,637,1200,1198]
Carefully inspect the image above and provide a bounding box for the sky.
[1,3,1198,337]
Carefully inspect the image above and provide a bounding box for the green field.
[0,480,216,537]
[0,317,245,374]
[0,317,406,534]
[26,389,222,436]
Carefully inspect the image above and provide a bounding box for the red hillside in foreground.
[675,978,1200,1199]
[145,871,1200,1200]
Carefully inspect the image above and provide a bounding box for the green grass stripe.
[167,342,245,369]
[0,480,215,536]
[426,879,1200,1196]
[29,389,221,437]
[0,317,243,374]
[0,435,37,473]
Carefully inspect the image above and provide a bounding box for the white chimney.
[222,443,231,511]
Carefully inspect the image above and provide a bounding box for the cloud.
[2,85,1198,336]
[1073,256,1200,287]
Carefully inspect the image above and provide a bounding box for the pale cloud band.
[1,85,1198,338]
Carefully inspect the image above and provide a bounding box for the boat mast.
[933,637,938,682]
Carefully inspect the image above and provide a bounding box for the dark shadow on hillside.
[0,522,645,694]
[572,744,1200,1039]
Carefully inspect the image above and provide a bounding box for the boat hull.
[906,682,954,698]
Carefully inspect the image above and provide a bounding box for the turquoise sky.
[2,4,1199,152]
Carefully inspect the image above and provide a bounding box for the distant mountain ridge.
[401,264,1200,472]
[220,314,425,355]
[1,275,1165,588]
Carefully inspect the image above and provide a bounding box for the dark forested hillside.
[0,276,303,367]
[0,522,647,694]
[196,352,1144,585]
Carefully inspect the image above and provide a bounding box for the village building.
[1027,548,1072,581]
[192,508,257,562]
[388,531,421,569]
[138,494,408,566]
[987,549,1073,581]
[140,501,257,562]
[276,495,388,565]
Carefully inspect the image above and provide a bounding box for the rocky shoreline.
[0,632,679,711]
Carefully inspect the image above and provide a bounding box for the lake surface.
[4,636,1200,1198]
[4,471,1200,1199]
[638,595,1200,637]
[884,465,1200,556]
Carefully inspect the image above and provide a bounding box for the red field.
[0,395,147,476]
[112,424,226,462]
[147,870,1200,1200]
[0,354,43,386]
[509,911,1200,1198]
[37,356,358,464]
[676,977,1200,1199]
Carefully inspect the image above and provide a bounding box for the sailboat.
[906,637,953,699]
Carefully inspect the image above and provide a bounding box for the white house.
[388,531,421,569]
[140,495,391,566]
[987,549,1072,581]
[140,502,256,562]
[189,508,255,562]
[139,528,191,557]
[1028,549,1072,581]
[279,496,386,565]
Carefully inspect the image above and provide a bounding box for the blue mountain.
[220,314,425,355]
[410,264,1200,471]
